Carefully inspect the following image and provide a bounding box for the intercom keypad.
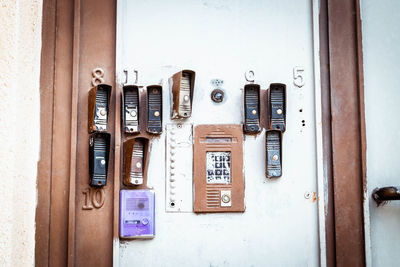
[193,124,245,213]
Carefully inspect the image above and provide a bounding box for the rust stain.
[312,192,317,203]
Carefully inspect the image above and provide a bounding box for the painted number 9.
[293,66,305,88]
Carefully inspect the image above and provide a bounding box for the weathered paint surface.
[361,0,400,266]
[117,0,321,266]
[0,0,42,266]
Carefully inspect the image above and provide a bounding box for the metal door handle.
[372,187,400,206]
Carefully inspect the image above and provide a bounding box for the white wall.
[0,0,42,266]
[361,0,400,266]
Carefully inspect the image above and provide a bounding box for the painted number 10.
[82,187,105,210]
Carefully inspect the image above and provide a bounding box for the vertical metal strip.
[328,0,366,265]
[356,0,371,265]
[67,0,80,265]
[318,0,336,266]
[113,0,124,265]
[36,0,57,265]
[312,1,327,266]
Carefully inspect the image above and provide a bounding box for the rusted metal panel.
[327,0,366,266]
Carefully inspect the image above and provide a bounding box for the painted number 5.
[293,66,305,88]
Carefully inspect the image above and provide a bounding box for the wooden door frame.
[319,0,367,266]
[36,0,367,266]
[36,0,117,266]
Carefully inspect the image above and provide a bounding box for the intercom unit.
[146,85,163,134]
[265,130,282,178]
[193,124,245,213]
[122,85,140,133]
[88,84,112,133]
[89,132,111,187]
[120,190,155,239]
[123,137,150,186]
[243,84,261,133]
[165,123,193,212]
[268,83,286,132]
[170,70,195,119]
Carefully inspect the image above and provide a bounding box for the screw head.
[100,109,106,116]
[154,111,160,117]
[100,159,106,165]
[252,109,257,115]
[130,110,137,117]
[221,194,231,203]
[277,109,283,115]
[272,154,279,161]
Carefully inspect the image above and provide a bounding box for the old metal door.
[115,0,324,266]
[361,0,400,266]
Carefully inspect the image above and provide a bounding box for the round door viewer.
[211,89,224,103]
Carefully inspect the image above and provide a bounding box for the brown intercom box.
[171,70,195,119]
[88,84,112,133]
[193,124,245,213]
[123,137,150,187]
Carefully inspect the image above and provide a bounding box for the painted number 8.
[91,67,105,87]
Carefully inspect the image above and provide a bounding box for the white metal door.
[116,1,324,266]
[361,1,400,266]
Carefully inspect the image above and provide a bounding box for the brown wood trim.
[35,0,57,265]
[67,0,81,264]
[49,0,74,265]
[356,0,368,204]
[327,0,366,266]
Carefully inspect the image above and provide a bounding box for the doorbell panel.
[165,123,193,212]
